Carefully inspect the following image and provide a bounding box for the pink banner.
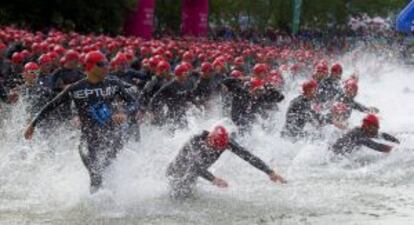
[124,0,155,40]
[181,0,209,37]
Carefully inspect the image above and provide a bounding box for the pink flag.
[124,0,155,40]
[181,0,209,37]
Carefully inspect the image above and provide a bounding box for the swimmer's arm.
[196,167,215,182]
[228,139,273,175]
[361,138,392,153]
[31,86,71,127]
[379,132,400,144]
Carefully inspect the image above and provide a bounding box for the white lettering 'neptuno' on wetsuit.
[31,77,139,131]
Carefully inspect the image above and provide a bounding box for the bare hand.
[135,110,145,123]
[212,177,229,188]
[269,171,287,184]
[112,112,127,125]
[383,145,392,153]
[70,116,81,128]
[7,91,19,104]
[24,123,35,140]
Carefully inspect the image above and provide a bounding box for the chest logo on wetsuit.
[89,102,112,126]
[72,86,118,99]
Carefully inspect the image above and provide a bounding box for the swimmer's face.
[365,124,379,137]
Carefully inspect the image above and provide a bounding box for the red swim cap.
[302,79,318,93]
[331,63,343,75]
[230,70,243,78]
[201,62,213,74]
[64,50,80,62]
[253,63,268,75]
[84,51,106,71]
[207,125,230,151]
[11,52,24,65]
[174,64,188,77]
[250,77,265,91]
[156,60,170,75]
[362,114,379,128]
[24,62,40,72]
[344,80,358,93]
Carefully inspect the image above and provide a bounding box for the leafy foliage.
[0,0,409,34]
[0,0,137,35]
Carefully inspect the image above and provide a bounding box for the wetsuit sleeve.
[186,138,215,182]
[190,80,204,99]
[31,86,71,127]
[115,80,139,115]
[176,89,192,101]
[195,166,215,182]
[380,132,400,143]
[50,70,64,92]
[149,84,168,111]
[228,139,273,175]
[321,114,333,125]
[221,78,240,91]
[130,69,149,81]
[350,100,369,112]
[360,138,391,153]
[138,80,156,111]
[310,110,326,126]
[264,86,285,103]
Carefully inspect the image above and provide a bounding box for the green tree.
[0,0,409,35]
[155,0,182,33]
[0,0,137,35]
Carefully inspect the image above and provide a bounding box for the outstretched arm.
[229,139,273,174]
[31,86,71,127]
[195,166,215,182]
[193,160,228,188]
[24,86,71,140]
[229,139,286,183]
[380,132,400,144]
[350,100,370,112]
[361,138,392,153]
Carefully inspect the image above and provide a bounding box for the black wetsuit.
[20,84,54,136]
[192,75,222,106]
[222,78,284,132]
[166,130,273,199]
[138,76,169,112]
[282,95,324,139]
[21,84,53,118]
[38,73,53,90]
[113,69,151,90]
[252,85,285,119]
[50,68,85,121]
[221,78,252,129]
[149,79,192,128]
[330,127,399,155]
[135,69,153,90]
[317,77,342,104]
[31,77,138,192]
[51,68,85,93]
[336,94,370,119]
[3,66,23,89]
[0,59,12,86]
[0,83,7,102]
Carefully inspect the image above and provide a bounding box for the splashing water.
[1,52,414,225]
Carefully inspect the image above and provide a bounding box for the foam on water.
[0,50,414,225]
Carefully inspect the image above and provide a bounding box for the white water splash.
[0,51,413,225]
